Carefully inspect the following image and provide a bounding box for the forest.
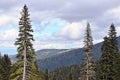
[0,4,120,80]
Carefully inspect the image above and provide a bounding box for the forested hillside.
[9,36,120,72]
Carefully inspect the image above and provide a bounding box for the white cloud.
[102,6,120,23]
[0,29,18,41]
[0,15,18,27]
[33,40,67,50]
[116,26,120,36]
[108,6,120,21]
[0,6,20,27]
[57,21,86,40]
[0,0,120,55]
[31,10,58,22]
[0,41,15,48]
[0,28,18,55]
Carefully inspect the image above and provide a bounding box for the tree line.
[45,23,120,80]
[0,4,120,80]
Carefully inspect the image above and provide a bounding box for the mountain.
[36,49,69,59]
[10,36,120,72]
[37,36,120,71]
[37,43,102,72]
[9,49,69,62]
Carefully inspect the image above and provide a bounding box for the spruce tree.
[0,54,12,80]
[108,23,120,80]
[97,37,112,80]
[10,5,39,80]
[79,23,96,80]
[97,23,120,80]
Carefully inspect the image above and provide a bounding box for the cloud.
[54,21,86,40]
[105,6,120,22]
[35,20,105,50]
[0,0,120,55]
[0,14,18,27]
[0,28,18,55]
[116,26,120,36]
[0,0,120,27]
[33,40,67,50]
[0,5,21,28]
[0,28,18,41]
[53,20,105,42]
[33,39,84,50]
[26,0,120,22]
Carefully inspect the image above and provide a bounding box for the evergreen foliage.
[45,69,49,80]
[0,3,120,80]
[10,4,42,80]
[97,23,120,80]
[79,23,96,80]
[0,54,12,80]
[48,65,80,80]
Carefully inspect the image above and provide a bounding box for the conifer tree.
[79,23,96,80]
[108,23,120,80]
[0,54,12,80]
[97,23,120,80]
[10,5,40,80]
[69,73,73,80]
[69,67,74,80]
[45,69,49,80]
[53,75,56,80]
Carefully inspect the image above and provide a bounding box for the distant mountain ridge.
[9,49,69,61]
[36,49,69,59]
[10,36,120,72]
[37,43,102,71]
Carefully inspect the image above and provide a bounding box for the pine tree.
[69,67,74,80]
[79,23,96,80]
[97,23,120,80]
[0,54,12,80]
[10,5,40,80]
[114,55,120,80]
[97,37,112,80]
[108,23,120,80]
[45,69,49,80]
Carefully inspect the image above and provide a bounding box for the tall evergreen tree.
[79,23,96,80]
[0,54,12,80]
[97,37,112,80]
[108,23,120,80]
[97,23,120,80]
[10,5,40,80]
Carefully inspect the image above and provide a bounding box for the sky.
[0,0,120,55]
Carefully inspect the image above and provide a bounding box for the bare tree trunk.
[23,41,26,80]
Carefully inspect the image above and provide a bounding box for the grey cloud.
[1,0,120,43]
[1,0,120,22]
[26,0,120,22]
[0,0,24,11]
